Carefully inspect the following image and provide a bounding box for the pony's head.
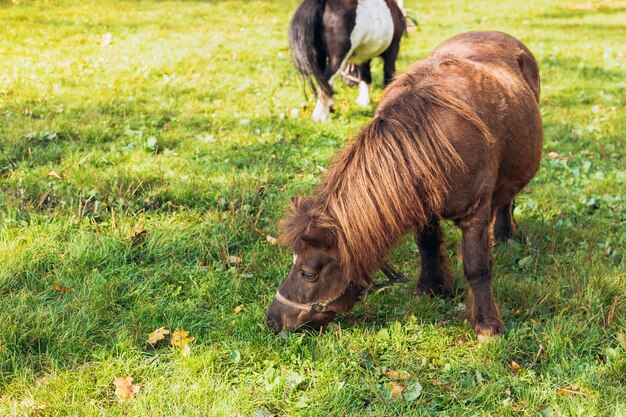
[265,197,364,333]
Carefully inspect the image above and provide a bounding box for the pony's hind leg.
[313,34,350,122]
[493,200,516,242]
[459,200,503,340]
[415,218,453,297]
[312,57,344,122]
[312,91,334,123]
[356,60,372,108]
[381,40,400,86]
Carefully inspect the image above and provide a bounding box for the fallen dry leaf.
[254,227,278,245]
[504,387,512,396]
[384,369,410,381]
[100,33,113,48]
[390,381,405,397]
[510,360,522,373]
[428,379,444,386]
[53,283,72,293]
[20,398,35,407]
[113,375,141,401]
[147,327,170,345]
[47,170,62,180]
[547,151,560,159]
[556,385,588,397]
[227,255,242,265]
[171,328,195,357]
[234,305,249,314]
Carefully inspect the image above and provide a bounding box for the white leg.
[356,81,370,108]
[311,64,344,123]
[312,92,333,123]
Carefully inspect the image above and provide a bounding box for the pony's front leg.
[459,201,503,340]
[415,218,453,297]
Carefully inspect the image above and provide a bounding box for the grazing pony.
[289,0,406,122]
[267,31,542,339]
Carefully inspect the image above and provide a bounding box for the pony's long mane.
[280,57,496,287]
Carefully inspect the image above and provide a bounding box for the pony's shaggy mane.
[280,56,497,287]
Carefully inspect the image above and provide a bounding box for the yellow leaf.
[227,255,242,265]
[510,360,522,373]
[147,327,170,345]
[47,170,62,180]
[171,328,195,356]
[53,283,72,293]
[113,375,141,401]
[234,305,249,314]
[384,369,410,380]
[556,386,587,397]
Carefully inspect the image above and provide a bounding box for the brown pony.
[266,31,542,339]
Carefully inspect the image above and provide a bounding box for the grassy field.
[0,0,625,415]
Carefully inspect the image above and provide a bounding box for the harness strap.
[274,291,334,313]
[274,263,407,314]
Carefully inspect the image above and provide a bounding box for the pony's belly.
[348,0,394,64]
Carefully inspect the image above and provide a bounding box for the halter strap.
[273,264,407,315]
[274,291,336,314]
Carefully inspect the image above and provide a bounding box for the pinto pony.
[289,0,405,122]
[267,31,543,339]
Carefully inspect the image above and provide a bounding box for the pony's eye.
[300,270,318,281]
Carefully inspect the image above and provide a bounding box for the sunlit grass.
[0,0,624,415]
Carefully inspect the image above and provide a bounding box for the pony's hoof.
[312,108,331,123]
[312,98,332,123]
[356,95,370,108]
[473,319,503,341]
[356,81,370,108]
[416,285,451,299]
[476,333,499,343]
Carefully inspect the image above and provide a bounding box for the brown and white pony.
[267,31,542,339]
[289,0,406,122]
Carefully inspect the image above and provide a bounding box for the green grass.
[0,0,625,415]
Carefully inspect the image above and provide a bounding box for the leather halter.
[274,280,373,314]
[274,290,337,314]
[273,261,407,314]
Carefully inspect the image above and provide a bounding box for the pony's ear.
[301,226,335,249]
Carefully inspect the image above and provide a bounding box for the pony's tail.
[288,0,332,98]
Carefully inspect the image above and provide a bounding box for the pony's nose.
[266,316,282,334]
[265,309,282,334]
[266,318,282,334]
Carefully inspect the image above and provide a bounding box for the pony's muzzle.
[265,299,287,334]
[266,298,335,334]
